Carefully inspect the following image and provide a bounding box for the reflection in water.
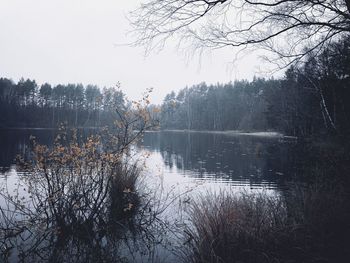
[0,129,98,170]
[0,129,179,263]
[141,131,294,190]
[0,129,298,262]
[1,129,295,190]
[0,175,174,263]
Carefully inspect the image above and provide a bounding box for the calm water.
[0,129,294,189]
[0,129,297,262]
[140,131,295,191]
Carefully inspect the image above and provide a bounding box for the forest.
[159,36,350,139]
[0,79,126,128]
[1,1,350,262]
[3,35,350,140]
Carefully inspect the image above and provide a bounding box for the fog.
[0,0,267,104]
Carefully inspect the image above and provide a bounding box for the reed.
[183,180,350,263]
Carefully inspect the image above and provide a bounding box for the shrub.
[0,93,157,262]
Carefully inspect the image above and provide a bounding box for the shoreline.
[146,129,297,139]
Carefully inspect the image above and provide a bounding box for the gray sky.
[0,0,271,104]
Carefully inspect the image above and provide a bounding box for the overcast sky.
[0,0,274,104]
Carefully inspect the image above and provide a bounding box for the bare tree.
[130,0,350,67]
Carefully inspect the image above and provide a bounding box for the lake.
[0,128,298,262]
[0,129,295,193]
[140,130,294,191]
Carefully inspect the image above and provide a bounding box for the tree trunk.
[299,71,337,131]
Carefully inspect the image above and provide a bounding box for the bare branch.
[130,0,350,66]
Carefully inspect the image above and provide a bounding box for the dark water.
[140,131,295,191]
[0,128,102,172]
[0,129,297,262]
[0,129,296,188]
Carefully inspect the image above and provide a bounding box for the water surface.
[0,129,296,262]
[0,129,294,189]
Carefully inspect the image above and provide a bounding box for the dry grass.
[183,181,350,263]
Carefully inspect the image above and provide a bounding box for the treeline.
[160,79,275,132]
[0,79,126,128]
[160,37,350,138]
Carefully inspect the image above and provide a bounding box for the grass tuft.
[183,182,350,263]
